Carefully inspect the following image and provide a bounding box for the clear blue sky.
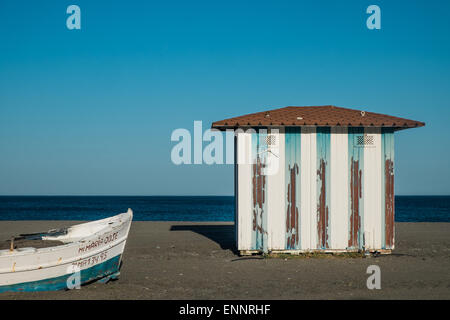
[0,0,449,195]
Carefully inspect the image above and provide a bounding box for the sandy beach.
[0,221,449,300]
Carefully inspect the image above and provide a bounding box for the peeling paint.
[385,159,394,248]
[286,163,299,249]
[285,127,301,250]
[252,157,266,235]
[317,159,329,248]
[251,131,268,252]
[349,158,362,248]
[348,128,364,249]
[382,128,395,249]
[316,127,330,249]
[236,126,402,253]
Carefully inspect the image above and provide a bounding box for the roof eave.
[211,123,426,131]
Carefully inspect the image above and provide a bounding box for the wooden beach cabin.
[212,106,425,255]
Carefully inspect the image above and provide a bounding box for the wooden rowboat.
[0,209,133,292]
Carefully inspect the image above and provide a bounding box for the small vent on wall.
[356,135,374,146]
[266,135,277,146]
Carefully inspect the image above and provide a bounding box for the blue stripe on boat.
[0,254,121,293]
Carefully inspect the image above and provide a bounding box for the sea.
[0,196,449,222]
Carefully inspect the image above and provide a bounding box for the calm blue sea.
[0,196,449,222]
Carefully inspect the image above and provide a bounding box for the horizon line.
[0,194,449,197]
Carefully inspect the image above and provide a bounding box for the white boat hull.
[0,209,133,292]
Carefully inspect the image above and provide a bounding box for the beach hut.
[211,106,425,255]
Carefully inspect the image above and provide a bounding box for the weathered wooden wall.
[235,126,395,253]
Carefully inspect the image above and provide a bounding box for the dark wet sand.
[0,221,449,300]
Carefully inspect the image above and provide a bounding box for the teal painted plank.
[251,130,268,252]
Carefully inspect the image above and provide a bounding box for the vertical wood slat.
[363,128,382,249]
[251,130,268,252]
[285,127,301,249]
[330,127,349,249]
[267,128,286,250]
[316,127,331,249]
[382,128,395,249]
[300,127,317,250]
[236,131,253,250]
[348,127,364,249]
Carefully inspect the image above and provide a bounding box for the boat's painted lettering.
[104,232,118,244]
[78,232,118,254]
[72,251,108,269]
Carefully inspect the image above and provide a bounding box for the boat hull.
[0,254,121,293]
[0,210,132,292]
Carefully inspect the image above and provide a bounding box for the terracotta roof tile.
[211,106,425,131]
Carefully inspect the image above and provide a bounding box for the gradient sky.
[0,0,449,195]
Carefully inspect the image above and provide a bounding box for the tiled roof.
[211,106,425,131]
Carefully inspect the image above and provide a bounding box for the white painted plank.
[267,129,285,250]
[236,131,253,250]
[300,127,317,250]
[330,127,349,249]
[363,128,382,249]
[309,128,317,249]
